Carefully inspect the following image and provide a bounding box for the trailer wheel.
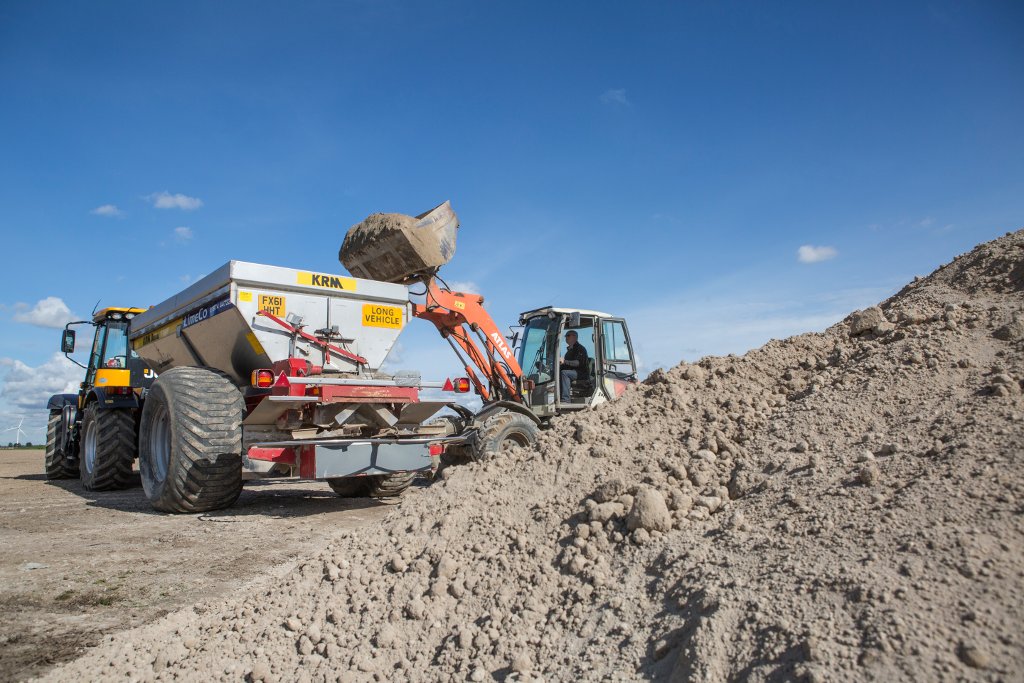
[327,473,414,502]
[430,414,470,465]
[473,410,539,461]
[44,409,77,480]
[327,477,370,497]
[367,473,415,501]
[139,367,243,513]
[79,404,136,490]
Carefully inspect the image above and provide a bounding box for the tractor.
[45,307,155,488]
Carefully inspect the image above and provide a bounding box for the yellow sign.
[297,272,357,291]
[258,294,286,317]
[362,304,403,329]
[238,291,252,302]
[453,301,466,310]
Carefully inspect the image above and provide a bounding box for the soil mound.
[41,230,1024,682]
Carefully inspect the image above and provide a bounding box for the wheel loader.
[341,201,639,459]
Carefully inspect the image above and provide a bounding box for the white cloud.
[445,280,480,294]
[600,88,630,106]
[797,245,838,264]
[91,204,124,217]
[0,353,82,412]
[174,226,194,242]
[12,297,76,329]
[622,275,899,373]
[146,191,203,211]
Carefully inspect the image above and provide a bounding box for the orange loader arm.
[412,281,523,403]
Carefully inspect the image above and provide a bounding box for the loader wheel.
[327,473,415,502]
[139,367,243,513]
[44,409,77,480]
[79,404,136,490]
[473,410,540,461]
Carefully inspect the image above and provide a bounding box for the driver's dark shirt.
[561,342,588,375]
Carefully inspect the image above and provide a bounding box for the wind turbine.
[5,418,27,446]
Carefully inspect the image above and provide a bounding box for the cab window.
[102,322,129,369]
[602,320,632,362]
[562,323,595,376]
[86,325,107,384]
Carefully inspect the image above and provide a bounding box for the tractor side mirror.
[61,329,76,354]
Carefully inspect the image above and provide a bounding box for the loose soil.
[33,230,1024,682]
[0,451,391,682]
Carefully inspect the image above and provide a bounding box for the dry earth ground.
[0,450,392,682]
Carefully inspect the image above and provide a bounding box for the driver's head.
[565,330,577,345]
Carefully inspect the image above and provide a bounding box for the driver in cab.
[559,330,588,403]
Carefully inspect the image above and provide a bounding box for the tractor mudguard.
[87,387,140,410]
[47,393,78,410]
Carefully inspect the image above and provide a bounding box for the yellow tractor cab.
[45,307,155,487]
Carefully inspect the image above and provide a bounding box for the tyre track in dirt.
[0,450,393,682]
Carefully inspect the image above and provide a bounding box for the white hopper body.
[129,261,409,385]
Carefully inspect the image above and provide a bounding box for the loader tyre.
[328,473,415,502]
[79,404,136,490]
[44,409,77,480]
[473,410,540,461]
[139,367,243,513]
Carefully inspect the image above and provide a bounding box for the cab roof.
[93,306,147,323]
[519,306,614,322]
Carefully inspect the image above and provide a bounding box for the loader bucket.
[339,200,459,284]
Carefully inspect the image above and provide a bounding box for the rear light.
[251,369,275,388]
[429,443,444,456]
[443,377,472,393]
[106,386,132,396]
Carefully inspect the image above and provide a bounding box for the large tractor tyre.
[79,404,136,490]
[473,411,540,461]
[328,472,415,502]
[44,410,77,480]
[139,367,244,513]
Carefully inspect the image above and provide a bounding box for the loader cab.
[516,307,637,418]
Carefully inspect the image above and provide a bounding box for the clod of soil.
[40,229,1024,682]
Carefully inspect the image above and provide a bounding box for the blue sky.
[1,1,1022,443]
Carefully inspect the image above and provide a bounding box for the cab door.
[597,318,637,399]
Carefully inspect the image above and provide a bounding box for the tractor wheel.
[139,367,243,513]
[79,404,136,490]
[327,473,415,502]
[44,409,77,480]
[472,410,540,461]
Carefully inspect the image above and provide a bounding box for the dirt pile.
[339,201,459,284]
[40,230,1024,682]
